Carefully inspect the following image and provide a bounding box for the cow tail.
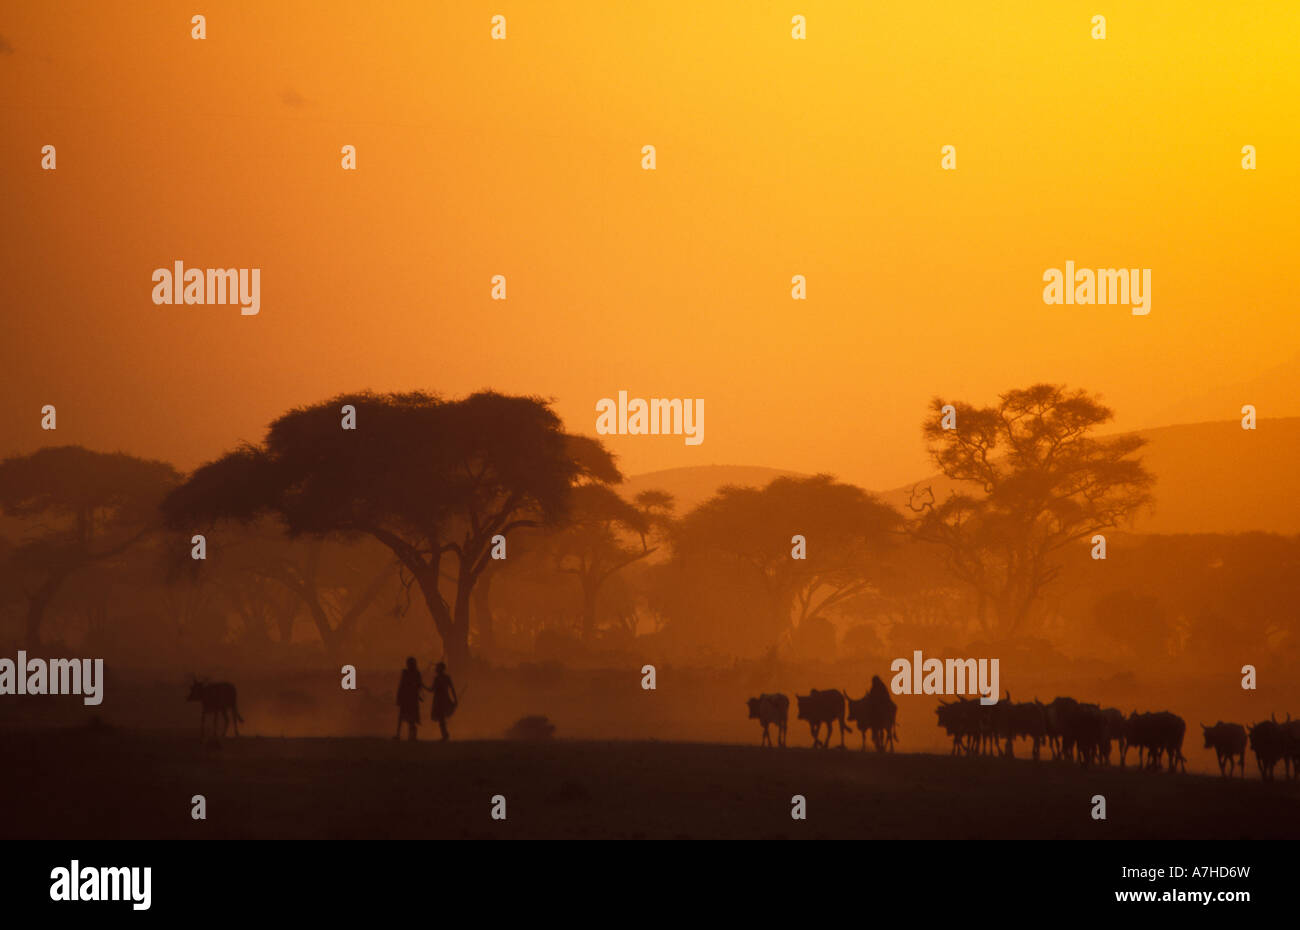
[235,703,244,723]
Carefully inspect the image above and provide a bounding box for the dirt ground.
[3,726,1298,840]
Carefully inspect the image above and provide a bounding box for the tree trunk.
[25,573,67,647]
[415,566,471,669]
[303,596,340,659]
[581,581,598,643]
[450,572,474,668]
[276,609,295,645]
[473,575,495,655]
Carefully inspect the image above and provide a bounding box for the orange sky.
[3,2,1299,489]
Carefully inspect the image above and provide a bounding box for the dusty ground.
[3,726,1298,839]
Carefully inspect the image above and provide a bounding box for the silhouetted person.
[430,661,458,741]
[395,657,424,740]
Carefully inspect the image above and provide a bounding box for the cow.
[1101,708,1126,766]
[1127,710,1185,773]
[1070,703,1106,768]
[187,677,243,739]
[845,691,871,750]
[746,693,790,747]
[936,696,978,755]
[795,689,850,748]
[1125,712,1155,769]
[1154,712,1188,773]
[844,676,898,752]
[1201,722,1247,778]
[986,692,1014,757]
[937,694,1002,755]
[1007,697,1048,760]
[1283,717,1300,780]
[1248,718,1286,782]
[1046,697,1080,761]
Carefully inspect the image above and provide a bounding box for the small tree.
[552,485,674,642]
[0,446,179,646]
[670,475,899,652]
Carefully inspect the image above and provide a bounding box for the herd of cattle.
[746,679,1300,781]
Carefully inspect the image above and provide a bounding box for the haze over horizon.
[5,2,1300,488]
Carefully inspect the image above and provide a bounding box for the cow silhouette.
[795,689,850,748]
[187,677,244,739]
[746,693,789,747]
[1201,722,1247,778]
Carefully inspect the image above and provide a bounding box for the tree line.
[4,383,1281,671]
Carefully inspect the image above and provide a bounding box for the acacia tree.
[163,391,619,666]
[162,518,393,658]
[551,485,674,643]
[0,446,180,646]
[669,474,900,652]
[907,383,1154,638]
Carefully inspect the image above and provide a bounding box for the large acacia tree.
[163,391,619,666]
[907,383,1155,638]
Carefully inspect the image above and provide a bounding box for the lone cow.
[747,693,790,747]
[188,677,244,739]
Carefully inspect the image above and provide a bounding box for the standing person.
[395,657,424,740]
[430,661,458,742]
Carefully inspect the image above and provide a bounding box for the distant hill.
[624,419,1300,535]
[878,418,1300,535]
[620,465,803,514]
